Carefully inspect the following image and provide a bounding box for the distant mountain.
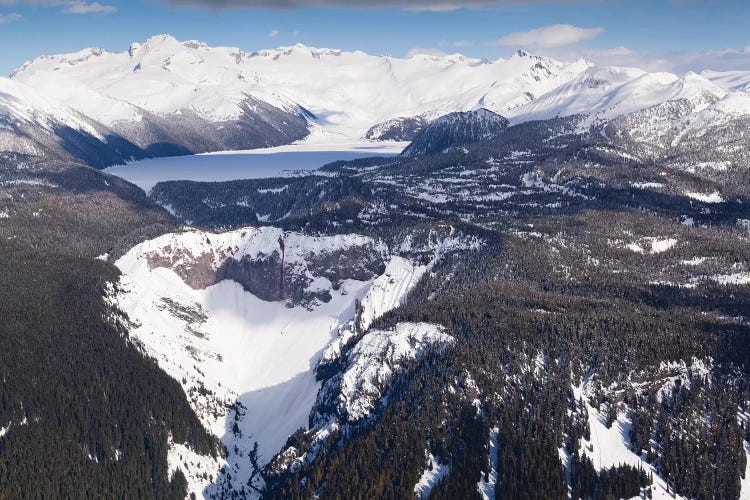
[0,77,146,167]
[402,108,509,156]
[11,35,590,147]
[510,67,726,126]
[703,69,750,92]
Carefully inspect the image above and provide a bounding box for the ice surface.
[103,141,405,193]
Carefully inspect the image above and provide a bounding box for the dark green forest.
[0,160,219,499]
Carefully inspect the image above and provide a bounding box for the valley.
[2,26,750,500]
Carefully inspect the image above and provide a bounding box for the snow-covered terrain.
[742,441,750,499]
[0,76,147,166]
[0,77,100,138]
[8,35,750,172]
[704,70,750,92]
[477,428,499,500]
[414,451,451,499]
[103,140,405,193]
[512,66,726,127]
[11,35,589,143]
[112,226,435,497]
[571,376,691,500]
[338,322,453,421]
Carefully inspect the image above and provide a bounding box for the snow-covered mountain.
[509,67,727,127]
[8,34,750,499]
[364,114,434,142]
[111,225,480,498]
[0,77,146,166]
[113,227,385,497]
[402,108,509,156]
[703,69,750,92]
[11,36,590,148]
[9,35,750,171]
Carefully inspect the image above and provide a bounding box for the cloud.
[405,47,449,58]
[63,1,116,13]
[439,39,474,47]
[659,47,750,74]
[0,12,21,22]
[494,24,604,49]
[525,43,750,75]
[0,0,116,13]
[268,29,280,37]
[165,0,597,11]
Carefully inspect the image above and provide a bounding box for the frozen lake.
[104,141,407,193]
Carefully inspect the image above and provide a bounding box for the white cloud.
[0,0,116,14]
[166,0,599,11]
[63,1,116,13]
[405,47,449,58]
[0,12,22,23]
[439,39,474,47]
[524,44,750,75]
[268,29,280,37]
[494,24,604,49]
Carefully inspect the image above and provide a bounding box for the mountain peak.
[144,33,179,46]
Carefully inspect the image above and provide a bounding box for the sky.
[0,0,749,76]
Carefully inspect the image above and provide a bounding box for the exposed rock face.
[365,115,430,141]
[140,227,386,307]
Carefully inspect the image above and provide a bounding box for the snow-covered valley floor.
[103,140,406,193]
[111,226,427,497]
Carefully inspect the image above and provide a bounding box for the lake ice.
[103,141,407,193]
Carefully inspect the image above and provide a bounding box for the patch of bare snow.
[340,322,453,421]
[414,451,450,499]
[685,191,724,203]
[477,427,499,500]
[573,380,685,500]
[712,273,750,285]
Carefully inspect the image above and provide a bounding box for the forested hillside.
[0,155,219,499]
[147,112,750,499]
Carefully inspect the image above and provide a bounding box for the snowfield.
[12,35,589,139]
[0,76,103,138]
[572,378,688,500]
[113,226,430,497]
[414,450,451,499]
[339,322,453,421]
[477,428,500,500]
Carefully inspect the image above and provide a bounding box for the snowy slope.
[12,36,590,143]
[414,450,451,499]
[113,226,431,498]
[0,77,150,166]
[510,66,726,126]
[571,377,690,500]
[338,322,452,421]
[703,70,750,92]
[0,77,101,137]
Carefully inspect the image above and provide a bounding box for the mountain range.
[3,34,750,500]
[3,34,750,169]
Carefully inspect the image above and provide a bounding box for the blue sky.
[1,0,749,76]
